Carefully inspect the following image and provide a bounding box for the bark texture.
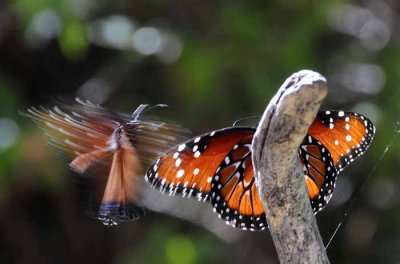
[252,70,330,264]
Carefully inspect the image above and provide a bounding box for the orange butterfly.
[27,98,187,225]
[146,111,375,231]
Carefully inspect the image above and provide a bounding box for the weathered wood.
[252,70,330,264]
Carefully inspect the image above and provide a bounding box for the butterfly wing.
[124,119,189,164]
[95,129,148,225]
[210,132,338,230]
[27,99,187,225]
[146,128,255,200]
[71,142,149,225]
[146,111,375,231]
[299,135,336,213]
[26,98,124,159]
[145,127,267,230]
[207,134,267,231]
[95,121,187,225]
[308,111,375,171]
[26,99,146,224]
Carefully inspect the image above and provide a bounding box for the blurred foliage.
[59,19,88,60]
[123,224,221,264]
[1,0,400,263]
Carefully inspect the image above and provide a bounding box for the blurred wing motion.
[146,111,375,231]
[27,98,187,225]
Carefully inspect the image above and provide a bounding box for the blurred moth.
[26,98,187,225]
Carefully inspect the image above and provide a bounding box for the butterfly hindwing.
[299,135,336,213]
[209,135,267,231]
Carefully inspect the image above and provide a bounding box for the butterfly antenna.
[131,104,168,120]
[233,116,261,127]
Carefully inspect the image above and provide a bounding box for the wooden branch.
[252,70,330,264]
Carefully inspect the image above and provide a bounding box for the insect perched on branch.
[146,111,375,231]
[26,98,187,225]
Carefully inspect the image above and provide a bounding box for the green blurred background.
[0,0,399,263]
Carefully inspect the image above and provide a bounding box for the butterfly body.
[146,111,375,231]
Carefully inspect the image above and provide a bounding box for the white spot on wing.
[176,169,185,178]
[175,158,182,167]
[178,144,186,152]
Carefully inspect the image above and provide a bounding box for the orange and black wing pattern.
[145,127,266,230]
[302,110,375,213]
[308,111,375,172]
[146,127,255,201]
[146,110,375,231]
[298,135,336,213]
[207,131,266,231]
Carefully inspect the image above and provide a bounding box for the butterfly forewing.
[27,102,123,158]
[309,111,375,171]
[124,121,188,164]
[146,128,256,200]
